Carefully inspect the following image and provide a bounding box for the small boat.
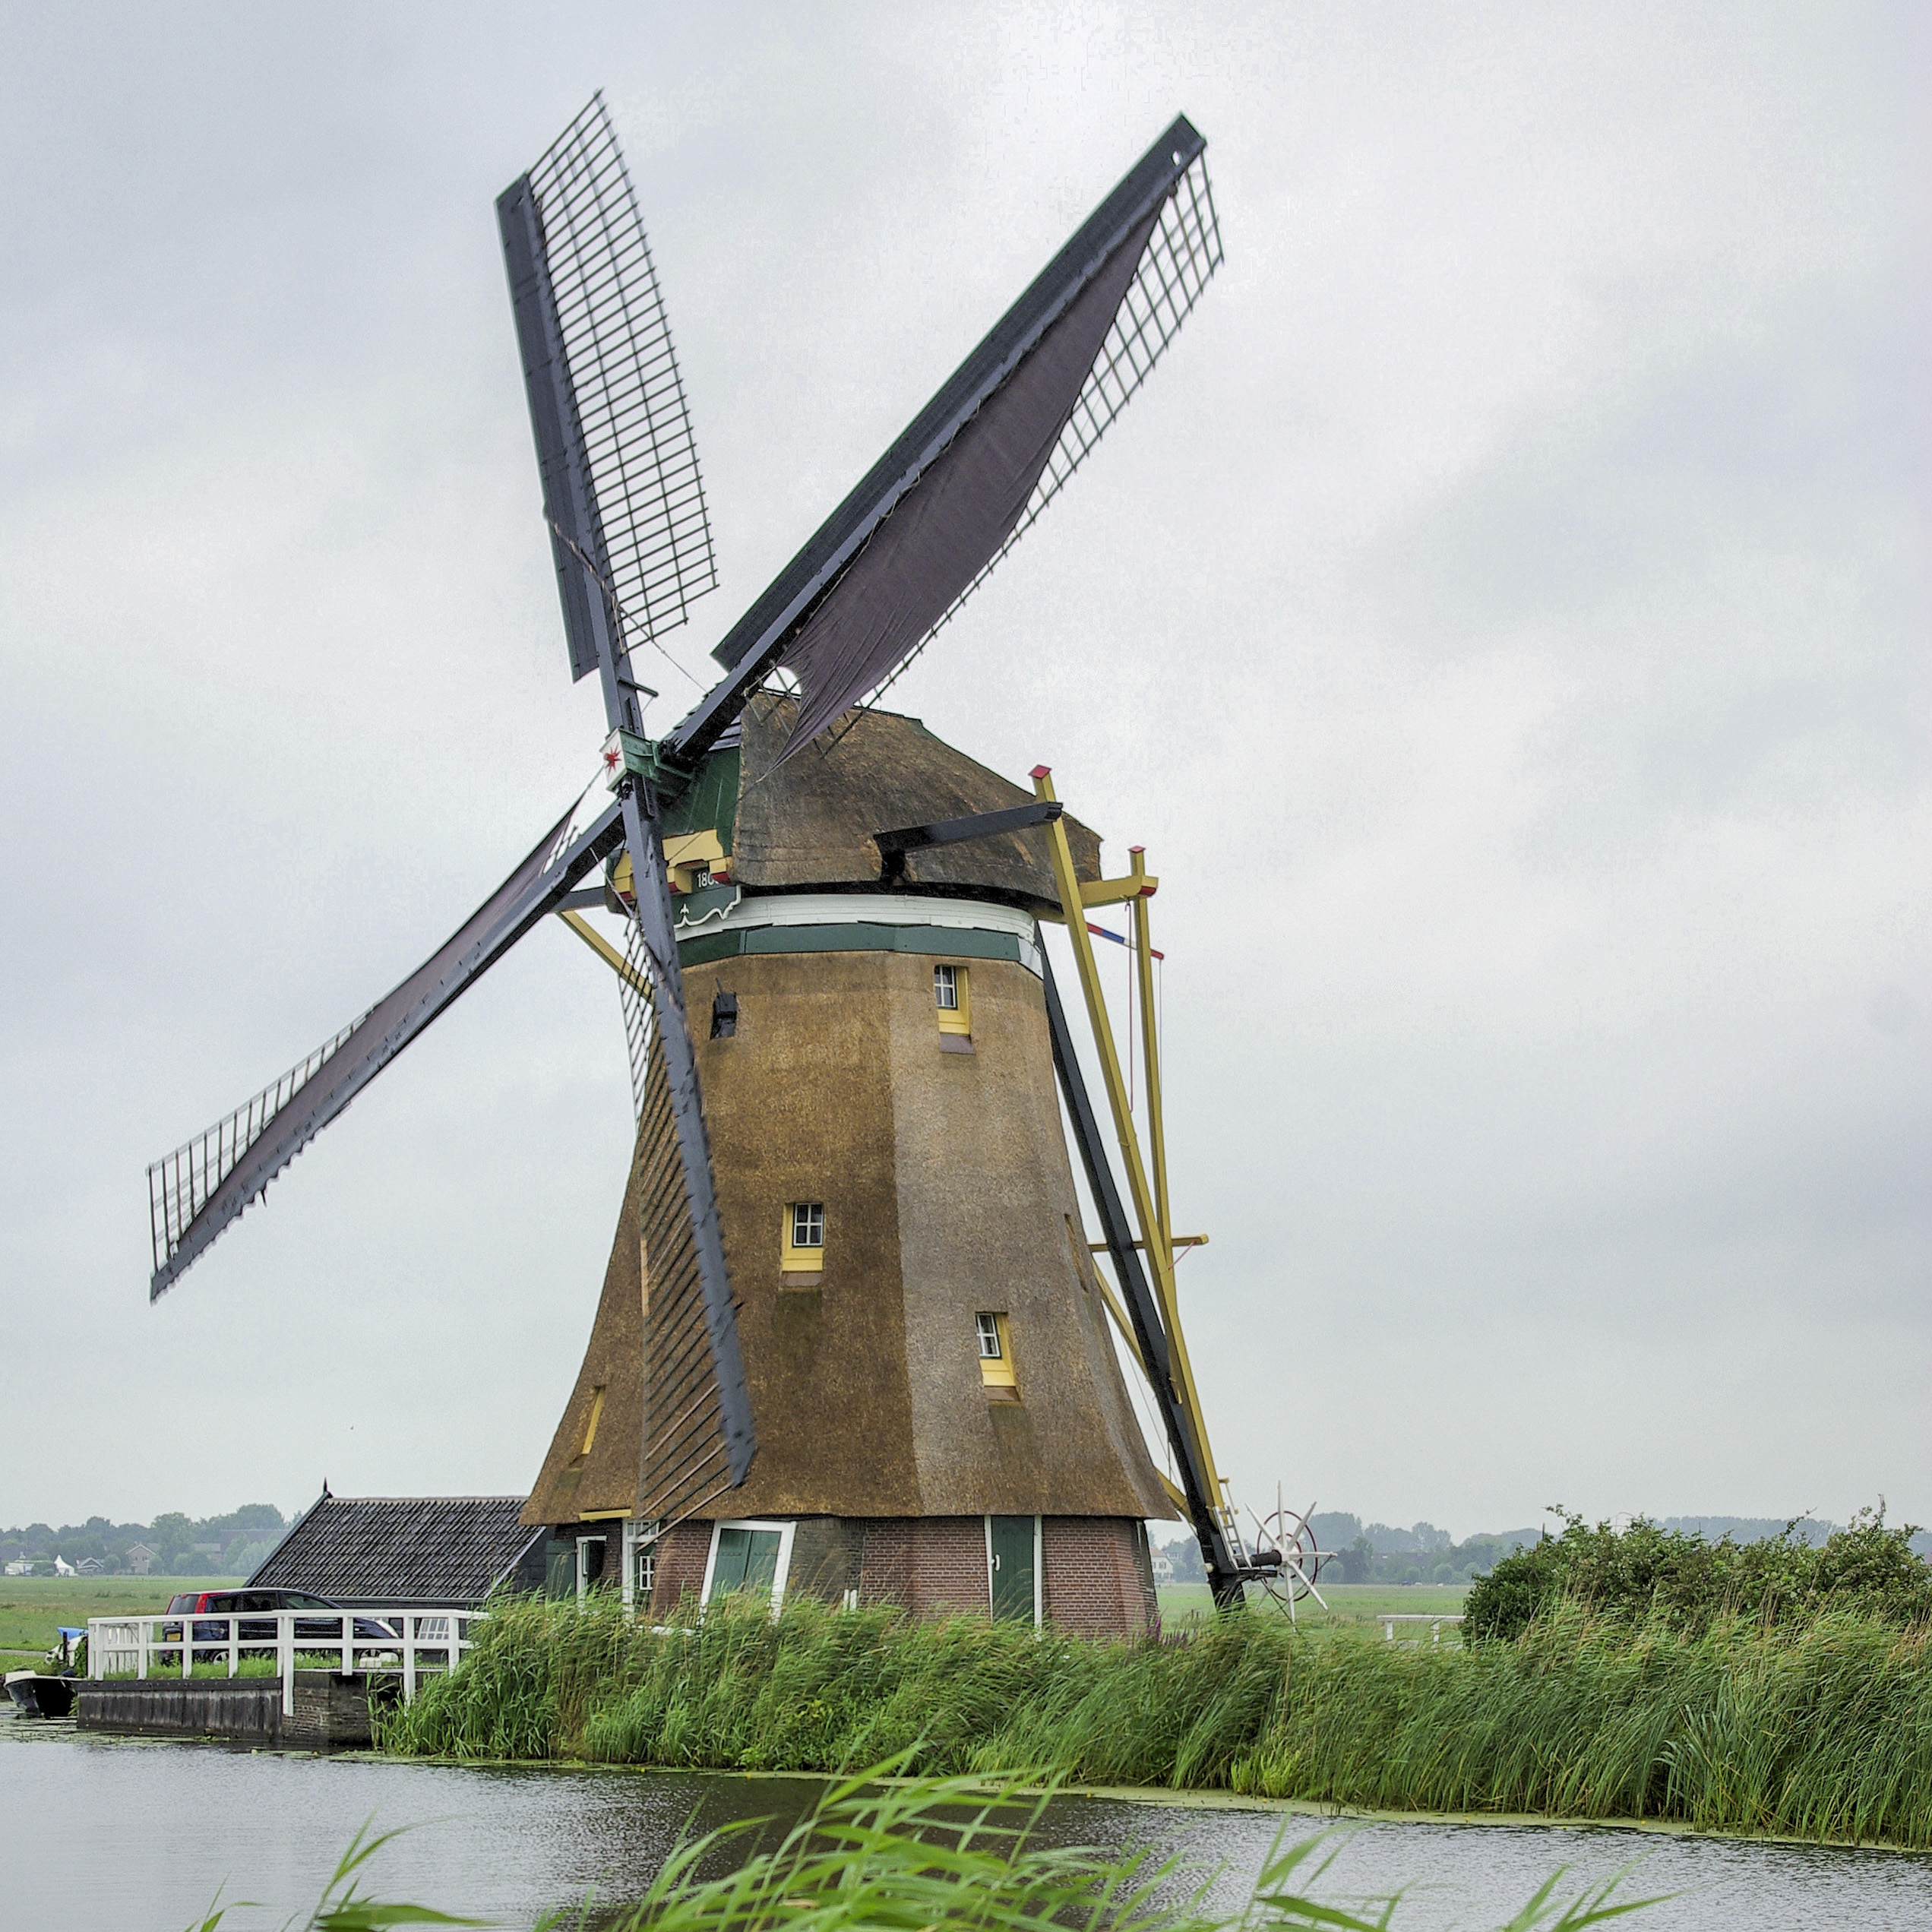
[6,1627,87,1718]
[5,1670,77,1718]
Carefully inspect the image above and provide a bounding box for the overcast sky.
[2,4,1925,1541]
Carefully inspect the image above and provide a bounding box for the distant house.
[75,1557,103,1576]
[2,1560,33,1577]
[248,1494,545,1610]
[125,1544,157,1576]
[1150,1548,1175,1583]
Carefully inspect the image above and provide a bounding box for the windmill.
[147,96,1299,1623]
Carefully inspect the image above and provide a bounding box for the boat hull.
[5,1673,77,1717]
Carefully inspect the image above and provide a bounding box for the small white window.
[622,1519,659,1614]
[935,963,972,1037]
[976,1312,1017,1396]
[792,1202,824,1249]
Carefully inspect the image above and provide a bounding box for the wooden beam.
[1032,768,1228,1525]
[555,909,653,1000]
[1080,872,1159,906]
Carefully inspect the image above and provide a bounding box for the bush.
[1464,1506,1932,1644]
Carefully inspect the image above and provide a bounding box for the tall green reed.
[375,1594,1932,1847]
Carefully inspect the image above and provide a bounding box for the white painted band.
[711,893,1044,976]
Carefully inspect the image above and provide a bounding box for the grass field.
[0,1576,226,1658]
[1158,1579,1468,1636]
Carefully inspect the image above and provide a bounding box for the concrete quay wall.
[77,1671,377,1747]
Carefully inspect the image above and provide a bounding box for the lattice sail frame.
[529,93,717,656]
[841,150,1223,724]
[147,1020,365,1279]
[618,910,656,1122]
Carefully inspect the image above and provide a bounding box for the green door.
[988,1516,1036,1624]
[711,1526,783,1603]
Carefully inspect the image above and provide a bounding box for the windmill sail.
[147,792,625,1299]
[767,207,1158,755]
[500,93,716,684]
[500,103,755,1488]
[670,114,1221,768]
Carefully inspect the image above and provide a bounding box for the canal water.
[5,1705,1930,1930]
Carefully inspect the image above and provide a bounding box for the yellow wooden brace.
[1031,767,1228,1524]
[555,909,653,1000]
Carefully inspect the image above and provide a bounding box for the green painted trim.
[677,923,1023,969]
[659,746,741,855]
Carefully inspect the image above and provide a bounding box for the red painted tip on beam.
[1029,764,1051,779]
[1129,844,1145,854]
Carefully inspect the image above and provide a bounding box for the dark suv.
[162,1589,397,1649]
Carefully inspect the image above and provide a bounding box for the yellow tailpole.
[1032,767,1226,1521]
[556,909,654,1001]
[1130,845,1173,1263]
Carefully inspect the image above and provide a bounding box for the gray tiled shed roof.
[249,1494,546,1608]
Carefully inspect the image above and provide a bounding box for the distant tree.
[1309,1512,1361,1553]
[1336,1535,1372,1585]
[149,1512,192,1573]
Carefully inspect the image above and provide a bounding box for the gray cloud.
[1,2,1924,1538]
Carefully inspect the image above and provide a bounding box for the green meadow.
[0,1574,222,1660]
[1159,1580,1468,1636]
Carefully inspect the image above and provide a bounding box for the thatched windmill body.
[148,100,1295,1633]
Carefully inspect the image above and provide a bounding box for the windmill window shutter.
[711,988,737,1039]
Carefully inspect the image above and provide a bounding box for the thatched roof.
[729,696,1101,911]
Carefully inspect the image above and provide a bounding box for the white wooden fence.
[87,1610,483,1715]
[1377,1613,1464,1645]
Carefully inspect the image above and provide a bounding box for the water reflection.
[3,1706,1929,1931]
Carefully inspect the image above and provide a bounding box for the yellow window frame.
[781,1202,826,1276]
[977,1311,1017,1394]
[936,962,972,1036]
[570,1384,606,1466]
